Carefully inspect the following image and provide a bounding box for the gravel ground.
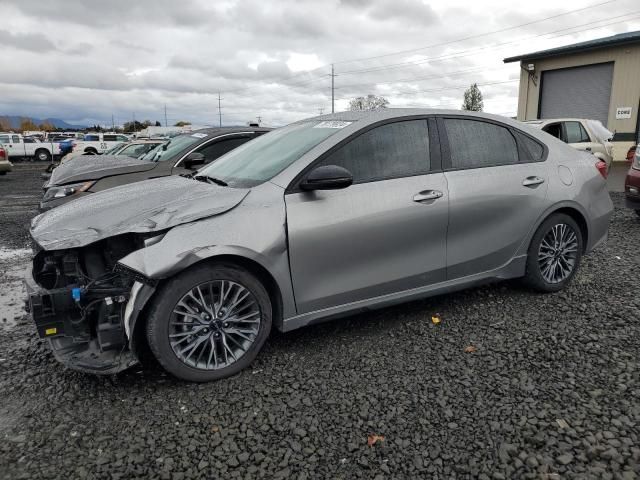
[1,164,639,480]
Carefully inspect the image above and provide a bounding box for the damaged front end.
[25,234,156,374]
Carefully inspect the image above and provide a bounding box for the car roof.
[190,126,272,136]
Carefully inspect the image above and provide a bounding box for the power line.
[332,0,618,66]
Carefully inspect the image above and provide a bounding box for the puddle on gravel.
[0,248,31,327]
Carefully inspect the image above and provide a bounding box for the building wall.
[515,43,640,160]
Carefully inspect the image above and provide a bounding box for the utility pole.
[111,114,115,131]
[331,64,335,113]
[133,112,136,135]
[257,115,262,125]
[218,92,222,127]
[318,108,324,115]
[164,104,168,127]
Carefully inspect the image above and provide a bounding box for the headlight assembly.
[43,181,95,201]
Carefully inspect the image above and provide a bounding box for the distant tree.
[349,94,389,111]
[462,83,484,111]
[174,121,191,127]
[20,117,38,132]
[142,120,152,127]
[155,121,162,127]
[0,117,11,131]
[123,120,145,132]
[38,122,55,132]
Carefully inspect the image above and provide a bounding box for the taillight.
[595,160,608,179]
[0,148,5,159]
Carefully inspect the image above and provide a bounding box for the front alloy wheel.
[524,213,583,292]
[146,263,272,382]
[169,280,261,370]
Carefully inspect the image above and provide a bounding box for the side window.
[117,135,129,142]
[564,122,590,143]
[23,137,35,143]
[319,120,430,183]
[103,134,117,142]
[514,131,545,162]
[0,135,9,144]
[196,137,251,163]
[85,134,99,141]
[542,123,563,141]
[12,135,20,143]
[444,118,518,168]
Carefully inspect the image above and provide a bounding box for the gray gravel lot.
[1,164,639,479]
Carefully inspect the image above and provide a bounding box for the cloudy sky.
[2,0,639,127]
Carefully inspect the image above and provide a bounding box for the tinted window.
[23,137,35,143]
[542,123,563,141]
[564,122,590,143]
[197,137,250,164]
[320,120,430,183]
[514,131,545,162]
[12,135,20,143]
[445,119,518,168]
[103,135,117,142]
[85,134,99,141]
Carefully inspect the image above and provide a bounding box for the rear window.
[84,134,99,141]
[444,118,518,169]
[514,131,545,162]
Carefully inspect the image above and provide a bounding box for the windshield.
[104,143,127,155]
[198,122,348,187]
[139,134,203,162]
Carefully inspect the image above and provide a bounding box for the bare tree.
[462,83,484,111]
[349,94,389,111]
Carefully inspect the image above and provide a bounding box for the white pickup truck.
[71,132,130,155]
[0,133,62,162]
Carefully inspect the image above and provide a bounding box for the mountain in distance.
[0,115,87,130]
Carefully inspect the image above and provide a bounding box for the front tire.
[146,262,272,382]
[523,213,583,292]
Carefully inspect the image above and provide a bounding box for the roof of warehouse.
[503,30,640,63]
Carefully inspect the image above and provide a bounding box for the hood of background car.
[46,155,158,187]
[31,176,250,250]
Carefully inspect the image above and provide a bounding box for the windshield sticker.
[191,133,208,138]
[313,121,352,129]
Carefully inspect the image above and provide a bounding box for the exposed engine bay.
[26,234,151,373]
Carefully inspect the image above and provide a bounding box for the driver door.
[285,118,449,314]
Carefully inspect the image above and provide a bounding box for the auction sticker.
[191,133,208,138]
[314,121,352,129]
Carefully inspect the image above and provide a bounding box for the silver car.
[26,109,613,381]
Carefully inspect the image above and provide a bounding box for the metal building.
[504,30,640,160]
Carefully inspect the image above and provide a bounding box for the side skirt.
[281,255,527,332]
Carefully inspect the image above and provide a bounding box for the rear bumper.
[24,264,138,375]
[625,168,640,210]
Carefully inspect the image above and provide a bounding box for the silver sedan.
[27,109,613,381]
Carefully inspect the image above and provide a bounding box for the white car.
[0,133,62,162]
[71,132,130,155]
[525,118,614,169]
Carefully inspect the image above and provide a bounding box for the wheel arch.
[550,206,589,253]
[35,148,50,159]
[129,254,285,362]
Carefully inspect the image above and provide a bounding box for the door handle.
[522,176,545,187]
[413,190,443,202]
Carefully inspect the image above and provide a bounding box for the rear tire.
[146,262,272,382]
[35,149,51,162]
[523,213,583,292]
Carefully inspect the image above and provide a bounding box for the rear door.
[440,116,549,279]
[285,118,449,314]
[22,137,38,156]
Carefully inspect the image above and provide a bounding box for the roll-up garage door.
[539,62,613,126]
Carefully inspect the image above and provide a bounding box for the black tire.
[146,262,272,382]
[523,213,583,292]
[35,149,51,162]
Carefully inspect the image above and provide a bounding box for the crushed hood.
[31,176,249,250]
[46,155,157,187]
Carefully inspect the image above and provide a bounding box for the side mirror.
[183,152,206,169]
[300,165,353,191]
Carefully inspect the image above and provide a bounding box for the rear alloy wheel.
[146,263,272,382]
[523,213,583,292]
[36,149,51,162]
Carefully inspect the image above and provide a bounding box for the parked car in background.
[0,145,13,175]
[60,139,164,163]
[525,118,614,169]
[40,127,270,210]
[71,133,130,155]
[626,144,637,163]
[26,109,613,381]
[0,133,62,162]
[625,145,640,217]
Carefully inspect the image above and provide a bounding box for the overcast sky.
[2,0,639,127]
